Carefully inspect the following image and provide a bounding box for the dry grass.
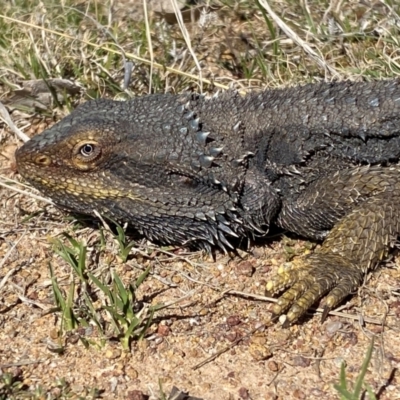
[1,1,400,399]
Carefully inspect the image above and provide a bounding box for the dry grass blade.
[0,235,25,270]
[0,177,53,204]
[62,4,134,92]
[0,360,45,368]
[143,0,154,93]
[0,101,30,142]
[258,0,339,78]
[0,233,26,287]
[0,14,229,91]
[226,290,386,326]
[171,0,203,92]
[0,175,38,191]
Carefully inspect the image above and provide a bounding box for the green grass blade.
[364,384,377,400]
[88,272,112,298]
[64,279,77,330]
[83,292,103,332]
[339,361,348,390]
[255,0,279,56]
[135,266,151,288]
[138,308,155,340]
[113,272,129,304]
[49,262,66,311]
[353,337,375,397]
[332,384,354,399]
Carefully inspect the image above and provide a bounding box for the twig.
[17,295,50,310]
[0,359,45,368]
[192,326,264,370]
[267,365,285,386]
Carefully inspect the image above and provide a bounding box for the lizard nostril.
[35,155,52,166]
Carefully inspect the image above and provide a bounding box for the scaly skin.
[269,165,400,325]
[15,80,400,324]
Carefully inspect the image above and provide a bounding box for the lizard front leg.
[268,166,400,325]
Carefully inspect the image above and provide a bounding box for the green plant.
[114,223,137,262]
[334,338,377,400]
[49,233,159,349]
[89,267,161,350]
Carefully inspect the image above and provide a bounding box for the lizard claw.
[266,253,364,326]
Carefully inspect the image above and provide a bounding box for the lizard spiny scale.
[196,131,210,144]
[199,155,214,168]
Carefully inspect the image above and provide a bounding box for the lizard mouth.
[16,153,137,205]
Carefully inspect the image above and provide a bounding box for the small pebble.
[267,360,279,372]
[127,389,147,400]
[249,342,272,361]
[325,320,343,336]
[157,324,170,337]
[239,387,250,399]
[226,315,241,327]
[236,260,255,277]
[292,355,311,367]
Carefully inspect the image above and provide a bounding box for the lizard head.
[16,96,280,251]
[15,98,237,250]
[16,116,129,204]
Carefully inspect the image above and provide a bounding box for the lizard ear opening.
[72,140,102,170]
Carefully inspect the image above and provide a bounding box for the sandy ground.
[2,108,400,400]
[1,1,400,399]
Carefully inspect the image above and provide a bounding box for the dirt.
[1,1,400,399]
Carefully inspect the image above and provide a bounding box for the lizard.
[15,79,400,326]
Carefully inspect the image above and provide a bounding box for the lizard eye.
[73,140,102,167]
[80,143,95,156]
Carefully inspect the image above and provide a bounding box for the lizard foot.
[265,253,364,326]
